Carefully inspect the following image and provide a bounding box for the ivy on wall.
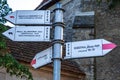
[0,24,33,80]
[0,0,33,80]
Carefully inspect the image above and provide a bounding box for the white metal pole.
[53,3,64,80]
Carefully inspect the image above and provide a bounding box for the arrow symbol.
[10,16,14,18]
[31,59,36,65]
[102,43,117,50]
[8,32,13,35]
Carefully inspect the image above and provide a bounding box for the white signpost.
[4,10,50,25]
[65,39,117,59]
[3,4,117,80]
[2,26,51,42]
[31,47,52,69]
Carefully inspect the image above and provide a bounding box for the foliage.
[0,0,33,80]
[0,23,8,53]
[0,0,12,24]
[0,24,33,80]
[0,54,33,80]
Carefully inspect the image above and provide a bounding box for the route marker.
[31,47,52,68]
[65,39,117,59]
[4,10,50,25]
[2,26,51,42]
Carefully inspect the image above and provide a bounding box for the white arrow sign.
[4,10,50,25]
[2,26,51,42]
[31,47,52,69]
[65,39,117,59]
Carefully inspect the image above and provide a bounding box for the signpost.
[4,10,51,25]
[31,47,52,69]
[3,3,117,80]
[2,26,51,41]
[65,39,117,59]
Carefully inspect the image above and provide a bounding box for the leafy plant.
[0,0,33,80]
[0,0,12,24]
[0,24,33,80]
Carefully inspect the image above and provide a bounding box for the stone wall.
[37,0,120,80]
[95,5,120,80]
[62,0,120,80]
[62,0,96,80]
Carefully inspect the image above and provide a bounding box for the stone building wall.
[60,0,120,80]
[36,0,120,80]
[95,5,120,80]
[62,0,96,80]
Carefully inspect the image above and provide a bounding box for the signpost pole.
[53,3,64,80]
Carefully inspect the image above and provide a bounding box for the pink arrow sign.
[65,39,117,59]
[102,43,116,50]
[102,39,117,55]
[31,59,36,65]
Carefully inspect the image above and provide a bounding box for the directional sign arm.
[4,10,51,25]
[64,39,117,59]
[31,47,52,69]
[2,26,51,42]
